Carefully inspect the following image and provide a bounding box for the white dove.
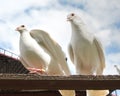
[67,13,109,96]
[16,25,75,96]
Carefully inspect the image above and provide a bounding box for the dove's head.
[67,13,83,25]
[15,25,27,33]
[67,13,76,21]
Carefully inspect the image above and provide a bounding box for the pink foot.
[27,67,47,75]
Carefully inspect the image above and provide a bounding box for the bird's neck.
[20,30,29,36]
[71,22,86,35]
[20,30,32,41]
[19,30,35,51]
[70,22,94,43]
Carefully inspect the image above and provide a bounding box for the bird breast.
[71,32,99,73]
[19,32,51,69]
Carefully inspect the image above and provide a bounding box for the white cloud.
[103,63,119,75]
[95,29,112,48]
[0,0,57,20]
[104,57,120,75]
[84,0,120,26]
[111,29,120,47]
[103,52,120,75]
[107,53,120,64]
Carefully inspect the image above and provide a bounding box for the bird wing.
[30,29,64,60]
[68,44,74,64]
[93,38,105,71]
[30,29,70,75]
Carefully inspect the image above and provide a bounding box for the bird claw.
[27,67,47,75]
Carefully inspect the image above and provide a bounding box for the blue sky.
[0,0,120,75]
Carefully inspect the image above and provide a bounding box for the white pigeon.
[16,25,75,96]
[67,13,109,96]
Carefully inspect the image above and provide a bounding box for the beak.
[15,27,19,31]
[67,17,72,21]
[67,18,69,21]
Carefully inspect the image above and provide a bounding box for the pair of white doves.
[16,13,109,96]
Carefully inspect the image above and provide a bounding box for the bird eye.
[71,13,74,16]
[21,25,25,27]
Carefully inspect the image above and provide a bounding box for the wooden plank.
[0,91,62,96]
[0,74,119,90]
[0,91,87,96]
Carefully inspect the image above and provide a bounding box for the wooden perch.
[0,74,119,90]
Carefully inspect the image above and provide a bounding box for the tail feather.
[59,90,75,96]
[87,90,109,96]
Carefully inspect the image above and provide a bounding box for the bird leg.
[27,67,47,75]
